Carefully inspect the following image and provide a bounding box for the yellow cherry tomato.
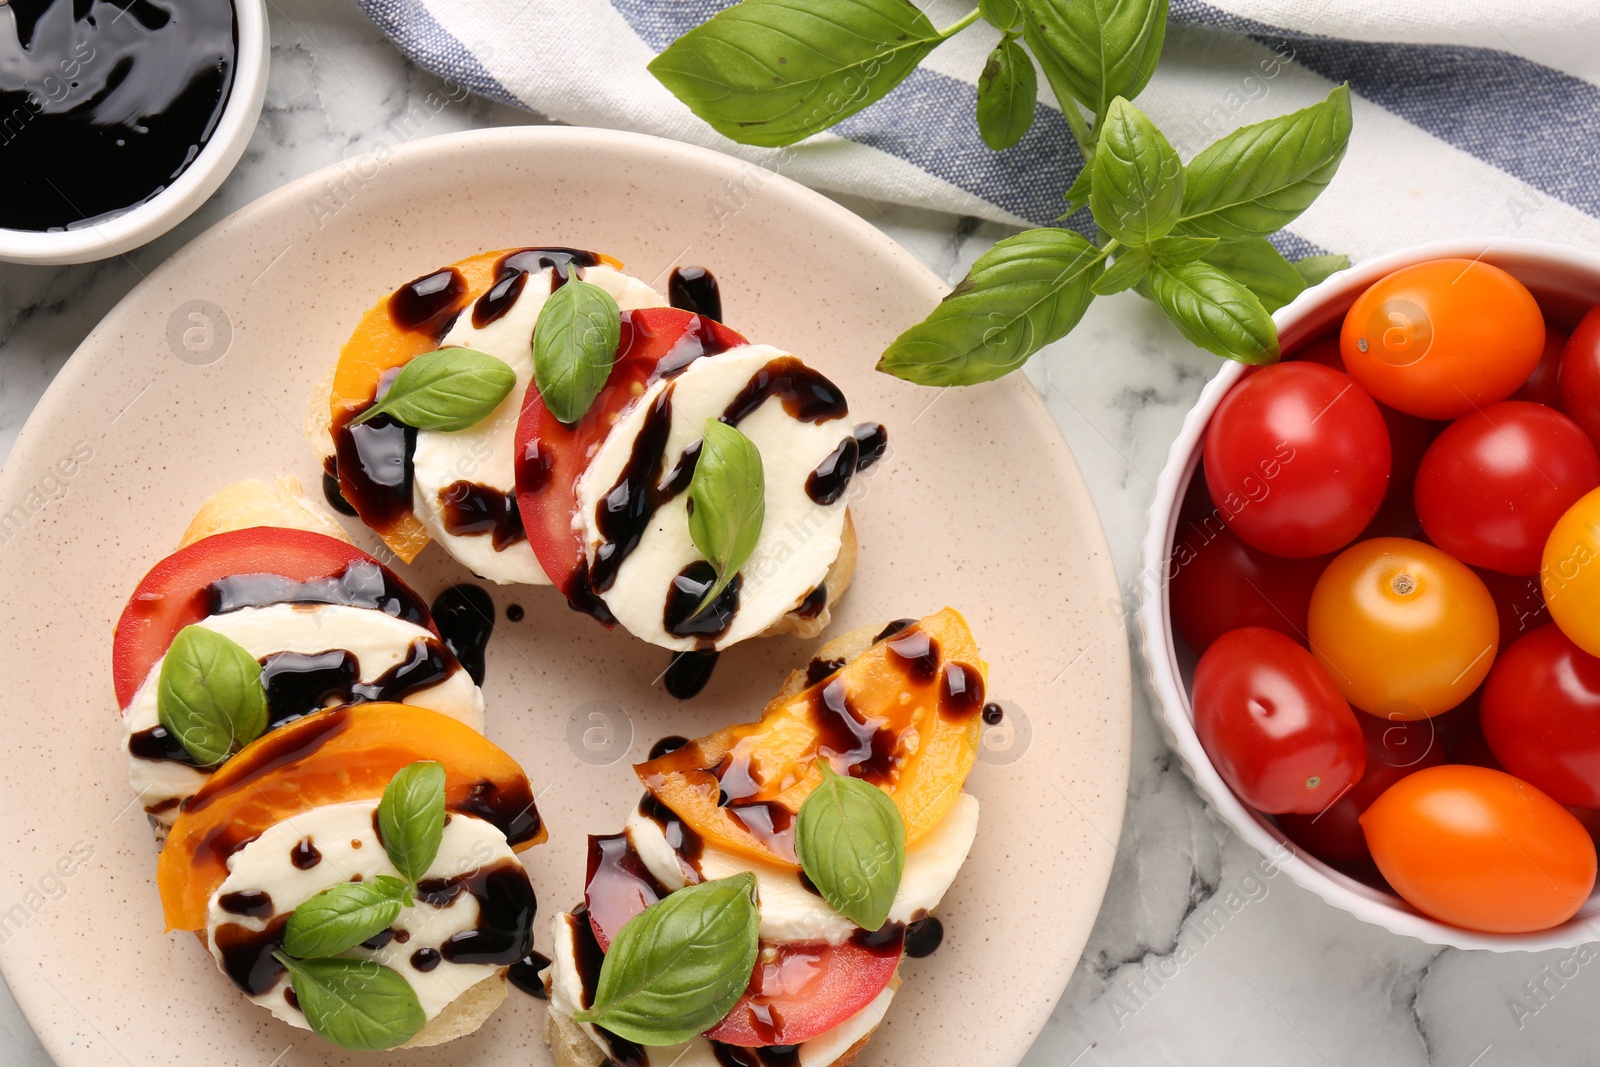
[1543,486,1600,657]
[1307,538,1498,719]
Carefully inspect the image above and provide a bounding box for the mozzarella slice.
[545,911,894,1067]
[627,792,980,945]
[574,344,853,650]
[412,264,668,585]
[205,800,521,1028]
[123,603,483,822]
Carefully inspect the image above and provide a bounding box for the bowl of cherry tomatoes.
[1139,238,1600,949]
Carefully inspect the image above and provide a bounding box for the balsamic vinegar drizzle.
[663,649,720,700]
[853,422,889,471]
[320,457,359,516]
[805,436,859,505]
[668,266,723,322]
[904,915,945,958]
[205,560,431,626]
[507,950,552,998]
[438,480,526,551]
[473,247,601,327]
[129,638,456,766]
[662,562,741,640]
[430,584,495,686]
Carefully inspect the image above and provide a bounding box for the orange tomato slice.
[158,703,545,931]
[330,248,622,561]
[636,608,986,867]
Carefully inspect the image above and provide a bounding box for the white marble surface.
[1,2,1594,1065]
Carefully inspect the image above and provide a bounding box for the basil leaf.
[353,348,516,432]
[648,0,948,149]
[1174,84,1353,241]
[1292,253,1351,287]
[283,876,411,959]
[1059,165,1093,217]
[1019,0,1167,121]
[1201,237,1306,313]
[979,0,1024,33]
[1090,247,1150,295]
[1146,259,1279,364]
[273,953,425,1052]
[687,420,766,615]
[156,625,267,768]
[877,228,1104,386]
[976,36,1037,152]
[1090,97,1183,245]
[1148,235,1219,264]
[795,763,906,931]
[378,761,447,886]
[573,874,760,1045]
[532,279,623,426]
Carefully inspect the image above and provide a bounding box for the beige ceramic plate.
[0,127,1129,1066]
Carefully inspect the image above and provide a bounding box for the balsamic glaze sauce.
[331,409,417,535]
[585,833,669,940]
[804,655,847,687]
[505,603,525,623]
[430,584,495,686]
[638,792,705,868]
[212,914,289,996]
[805,436,859,506]
[853,422,889,471]
[389,267,466,335]
[663,649,720,700]
[649,735,689,760]
[410,947,441,972]
[794,584,828,620]
[590,385,677,594]
[569,907,651,1067]
[904,915,945,958]
[321,456,359,516]
[0,0,237,232]
[982,701,1005,725]
[217,890,272,918]
[290,837,322,870]
[809,676,899,784]
[438,480,525,551]
[457,777,544,847]
[711,1045,802,1067]
[885,627,941,682]
[473,247,603,327]
[873,618,917,642]
[507,950,552,998]
[722,357,850,426]
[668,266,723,322]
[663,562,741,640]
[436,863,537,966]
[206,559,431,627]
[939,662,986,721]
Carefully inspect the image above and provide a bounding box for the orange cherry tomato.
[1307,538,1498,719]
[1340,259,1545,419]
[1542,486,1600,657]
[637,608,984,867]
[1361,765,1596,933]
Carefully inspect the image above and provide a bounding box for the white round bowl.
[0,0,268,266]
[1138,237,1600,951]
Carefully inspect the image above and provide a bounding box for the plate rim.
[0,124,1132,1066]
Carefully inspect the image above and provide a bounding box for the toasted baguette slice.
[541,971,893,1067]
[401,970,509,1049]
[178,476,350,549]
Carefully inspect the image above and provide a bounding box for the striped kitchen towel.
[354,0,1600,263]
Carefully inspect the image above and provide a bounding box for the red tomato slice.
[111,527,432,709]
[705,931,903,1047]
[513,308,746,619]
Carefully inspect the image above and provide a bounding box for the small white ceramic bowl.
[1139,237,1600,951]
[0,0,268,266]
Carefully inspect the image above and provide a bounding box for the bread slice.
[178,476,350,549]
[400,970,509,1049]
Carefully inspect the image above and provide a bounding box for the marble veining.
[1,2,1593,1065]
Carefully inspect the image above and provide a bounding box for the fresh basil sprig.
[273,953,425,1051]
[796,763,906,930]
[574,873,759,1045]
[651,0,1353,379]
[283,876,413,959]
[687,420,765,615]
[378,760,447,887]
[156,625,267,768]
[532,278,623,426]
[353,347,516,432]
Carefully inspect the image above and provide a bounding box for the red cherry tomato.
[1559,305,1600,450]
[1361,765,1596,933]
[1341,259,1546,419]
[1415,401,1600,575]
[1276,713,1445,866]
[1294,336,1344,370]
[1512,327,1567,406]
[1481,625,1600,807]
[1192,627,1366,814]
[1168,519,1328,652]
[514,309,747,617]
[1203,363,1391,558]
[1474,567,1550,645]
[110,528,431,709]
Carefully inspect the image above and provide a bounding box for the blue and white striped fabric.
[354,0,1600,263]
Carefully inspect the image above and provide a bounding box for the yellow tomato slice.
[158,703,545,931]
[636,607,986,867]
